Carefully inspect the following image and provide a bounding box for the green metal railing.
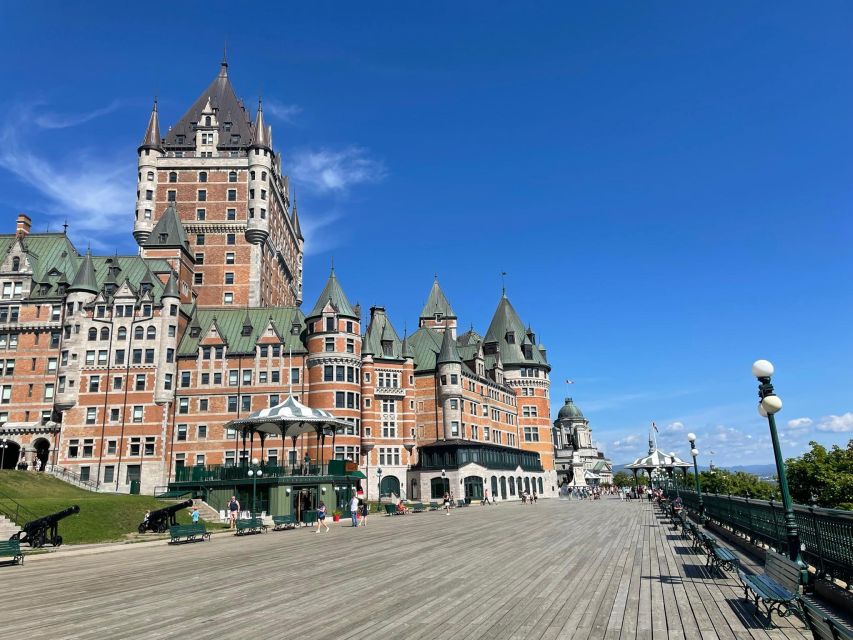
[0,489,38,528]
[672,489,853,586]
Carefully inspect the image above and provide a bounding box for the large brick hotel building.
[0,59,556,502]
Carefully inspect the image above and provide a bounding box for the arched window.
[198,171,207,183]
[168,172,177,183]
[379,476,400,499]
[146,171,154,181]
[100,327,109,341]
[228,170,237,182]
[500,476,507,499]
[117,326,127,340]
[491,475,498,496]
[524,477,531,494]
[11,257,20,271]
[134,326,144,340]
[205,116,211,126]
[146,326,156,340]
[537,477,544,494]
[87,328,97,341]
[430,477,450,500]
[508,477,515,496]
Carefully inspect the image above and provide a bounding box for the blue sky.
[1,2,851,467]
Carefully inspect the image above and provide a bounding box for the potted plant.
[332,510,342,522]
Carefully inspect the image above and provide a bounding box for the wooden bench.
[272,514,297,531]
[411,503,425,513]
[236,517,268,535]
[169,523,210,544]
[738,552,803,628]
[0,540,23,566]
[697,531,740,574]
[428,502,440,511]
[799,596,853,640]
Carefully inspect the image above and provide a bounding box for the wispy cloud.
[0,102,133,248]
[291,146,387,194]
[33,100,122,129]
[299,210,343,257]
[264,99,301,124]
[816,412,853,433]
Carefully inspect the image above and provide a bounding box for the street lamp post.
[687,433,705,522]
[377,467,383,503]
[752,359,802,565]
[246,457,263,517]
[0,439,8,469]
[441,469,447,498]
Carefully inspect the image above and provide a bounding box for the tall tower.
[136,58,303,308]
[436,327,463,439]
[418,277,457,337]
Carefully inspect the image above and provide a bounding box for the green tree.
[786,440,853,510]
[612,471,633,487]
[683,469,775,499]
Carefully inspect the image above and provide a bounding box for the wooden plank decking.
[2,499,811,639]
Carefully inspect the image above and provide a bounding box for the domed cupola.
[557,397,584,421]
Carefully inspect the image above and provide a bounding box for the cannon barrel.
[148,499,193,520]
[22,505,80,530]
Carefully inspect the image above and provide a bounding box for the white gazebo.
[625,427,692,488]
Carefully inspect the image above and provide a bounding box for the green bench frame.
[169,523,210,544]
[800,596,853,640]
[272,514,297,530]
[236,517,268,535]
[738,552,803,628]
[0,540,23,566]
[411,503,425,512]
[697,531,740,574]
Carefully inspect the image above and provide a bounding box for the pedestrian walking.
[349,495,359,527]
[481,489,492,506]
[359,500,368,526]
[228,495,240,529]
[443,492,451,514]
[532,491,537,504]
[316,501,330,533]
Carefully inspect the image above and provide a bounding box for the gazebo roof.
[225,396,350,437]
[626,448,691,471]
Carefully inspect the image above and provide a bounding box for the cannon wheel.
[138,523,147,534]
[157,522,168,534]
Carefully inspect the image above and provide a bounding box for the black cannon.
[13,505,80,548]
[138,499,193,534]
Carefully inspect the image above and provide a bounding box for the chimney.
[16,213,32,238]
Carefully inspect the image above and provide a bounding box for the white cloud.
[33,100,122,129]
[663,421,684,433]
[786,417,813,431]
[0,103,133,248]
[610,434,641,451]
[291,146,387,193]
[816,413,853,433]
[263,99,301,124]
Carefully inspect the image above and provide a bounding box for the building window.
[225,253,235,264]
[198,171,207,183]
[86,407,97,424]
[135,374,146,391]
[226,233,236,245]
[168,171,177,183]
[224,272,234,285]
[195,252,204,265]
[194,273,203,285]
[132,406,143,423]
[524,427,540,442]
[228,171,237,182]
[224,292,234,304]
[324,338,334,352]
[241,395,251,411]
[179,398,189,414]
[228,396,238,412]
[227,189,237,201]
[167,190,176,202]
[227,208,236,220]
[196,208,206,221]
[522,406,538,418]
[177,425,187,441]
[144,437,155,456]
[88,376,99,392]
[198,190,207,201]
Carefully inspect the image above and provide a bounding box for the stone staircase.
[0,514,21,540]
[192,499,223,523]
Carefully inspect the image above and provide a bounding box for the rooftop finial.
[62,218,68,235]
[219,44,228,78]
[501,271,507,297]
[330,256,335,275]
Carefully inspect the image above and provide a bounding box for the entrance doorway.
[463,476,483,502]
[0,440,20,469]
[293,487,317,523]
[379,475,400,499]
[33,438,51,470]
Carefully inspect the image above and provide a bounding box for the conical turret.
[139,99,163,152]
[162,271,180,300]
[68,251,98,295]
[436,324,462,365]
[251,99,271,150]
[307,268,357,319]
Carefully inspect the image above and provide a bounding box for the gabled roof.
[163,61,254,149]
[178,307,307,356]
[363,307,403,360]
[144,204,190,253]
[484,294,549,368]
[307,269,357,319]
[420,278,456,319]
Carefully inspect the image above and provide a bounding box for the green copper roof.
[307,269,357,319]
[69,251,99,294]
[409,325,443,371]
[162,271,180,298]
[144,204,190,253]
[557,397,584,421]
[178,307,307,356]
[420,278,456,319]
[363,307,403,360]
[436,327,462,365]
[483,294,549,369]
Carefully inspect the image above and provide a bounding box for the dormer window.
[158,233,168,243]
[506,331,515,344]
[522,344,532,359]
[224,122,232,132]
[382,340,393,356]
[176,136,185,145]
[205,116,211,127]
[190,327,200,338]
[325,316,335,332]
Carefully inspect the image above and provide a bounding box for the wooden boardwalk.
[3,499,810,639]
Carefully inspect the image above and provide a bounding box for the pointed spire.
[241,308,253,336]
[139,99,163,151]
[162,271,180,299]
[401,328,413,359]
[251,98,270,149]
[420,277,456,319]
[437,323,462,365]
[144,203,191,255]
[68,250,98,294]
[219,44,228,78]
[361,324,374,356]
[291,190,304,240]
[308,267,357,318]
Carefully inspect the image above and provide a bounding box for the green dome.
[557,397,584,420]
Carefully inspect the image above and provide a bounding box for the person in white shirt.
[349,495,359,527]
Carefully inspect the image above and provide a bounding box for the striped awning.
[225,396,351,437]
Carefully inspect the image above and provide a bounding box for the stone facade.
[0,59,557,498]
[552,398,612,488]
